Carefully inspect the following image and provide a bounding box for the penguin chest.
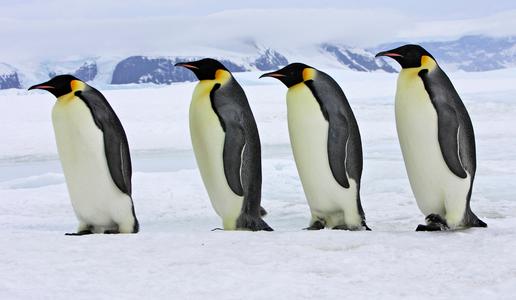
[287,84,357,215]
[52,97,130,229]
[189,83,243,226]
[395,73,470,216]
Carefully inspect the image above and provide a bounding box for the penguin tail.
[259,206,268,217]
[133,217,140,233]
[236,213,273,232]
[463,209,487,228]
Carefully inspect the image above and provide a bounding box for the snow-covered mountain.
[1,35,515,89]
[321,44,396,73]
[0,63,21,89]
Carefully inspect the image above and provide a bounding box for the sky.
[0,0,515,61]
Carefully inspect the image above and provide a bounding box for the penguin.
[376,44,487,231]
[175,58,272,231]
[28,75,139,235]
[261,63,370,231]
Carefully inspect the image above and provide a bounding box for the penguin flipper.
[418,69,472,179]
[435,103,468,178]
[222,123,245,196]
[304,79,350,189]
[327,119,350,188]
[75,89,133,196]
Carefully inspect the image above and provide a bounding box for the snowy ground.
[1,68,516,299]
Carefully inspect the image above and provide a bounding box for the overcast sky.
[1,0,515,61]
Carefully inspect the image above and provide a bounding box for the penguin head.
[175,58,229,80]
[28,75,82,98]
[260,63,315,88]
[375,44,435,69]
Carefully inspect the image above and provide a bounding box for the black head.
[259,63,314,88]
[175,58,229,80]
[28,75,81,98]
[375,44,435,69]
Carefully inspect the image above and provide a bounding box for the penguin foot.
[332,223,371,231]
[104,229,120,234]
[236,214,273,231]
[211,228,224,231]
[416,214,450,231]
[332,224,349,230]
[65,230,93,236]
[304,220,325,230]
[426,214,449,230]
[415,224,442,231]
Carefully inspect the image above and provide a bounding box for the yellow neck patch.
[195,69,232,99]
[70,80,86,92]
[302,68,316,81]
[420,55,437,71]
[57,80,86,103]
[215,69,231,83]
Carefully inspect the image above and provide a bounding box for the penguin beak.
[259,72,286,79]
[28,83,54,91]
[174,62,199,70]
[375,51,404,58]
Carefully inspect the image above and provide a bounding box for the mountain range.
[1,35,515,89]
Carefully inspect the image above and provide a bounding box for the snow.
[1,68,516,299]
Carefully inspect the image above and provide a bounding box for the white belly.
[189,82,243,229]
[52,97,133,232]
[395,71,470,225]
[287,84,361,227]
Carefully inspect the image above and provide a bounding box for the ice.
[0,68,515,299]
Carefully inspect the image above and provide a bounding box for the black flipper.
[305,80,350,188]
[418,69,470,179]
[222,121,245,196]
[75,88,133,196]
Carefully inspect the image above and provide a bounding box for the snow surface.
[1,68,516,299]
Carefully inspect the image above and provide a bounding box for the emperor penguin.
[28,75,139,235]
[175,58,272,231]
[261,63,370,231]
[376,45,487,231]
